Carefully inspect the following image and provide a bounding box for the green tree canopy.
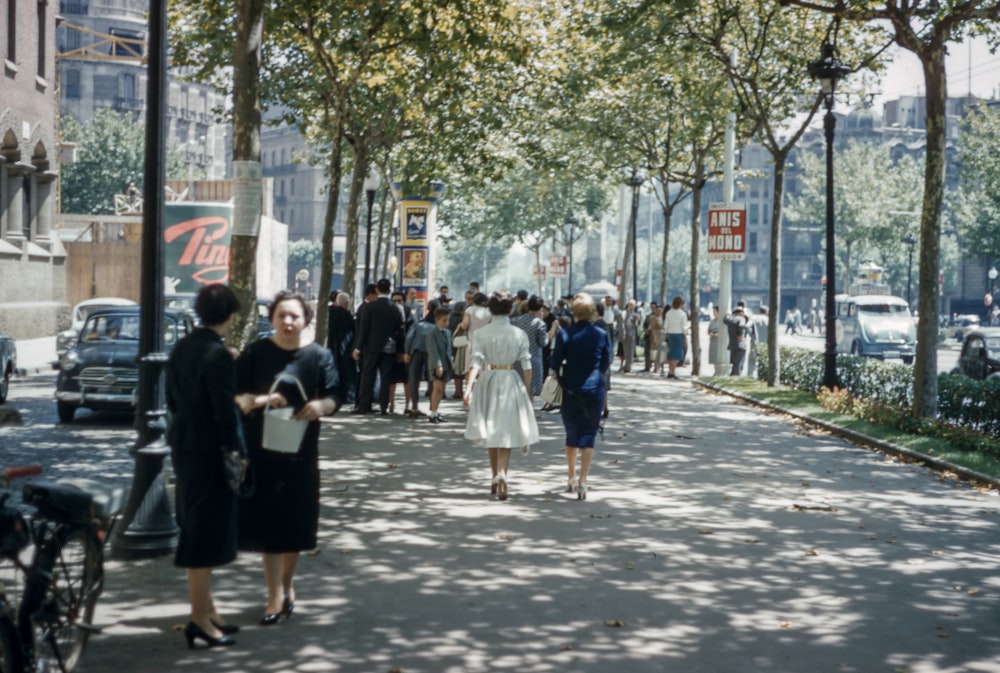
[61,109,185,215]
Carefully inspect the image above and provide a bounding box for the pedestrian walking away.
[550,292,612,500]
[235,290,343,627]
[426,306,454,423]
[463,290,540,501]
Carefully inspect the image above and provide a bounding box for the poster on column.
[163,203,234,292]
[401,203,430,245]
[400,247,429,288]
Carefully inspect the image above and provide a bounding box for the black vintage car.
[55,307,194,422]
[952,327,1000,381]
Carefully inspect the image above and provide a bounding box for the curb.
[692,378,1000,491]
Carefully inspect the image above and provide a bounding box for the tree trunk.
[766,152,789,386]
[313,134,345,346]
[913,45,946,419]
[228,0,264,349]
[688,163,704,377]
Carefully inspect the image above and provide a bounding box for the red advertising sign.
[549,254,567,277]
[707,203,747,261]
[163,203,234,291]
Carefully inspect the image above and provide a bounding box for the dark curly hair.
[194,284,241,327]
[487,290,513,316]
[268,290,313,326]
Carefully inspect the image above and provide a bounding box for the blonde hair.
[570,292,598,322]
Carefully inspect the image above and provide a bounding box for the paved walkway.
[70,373,1000,673]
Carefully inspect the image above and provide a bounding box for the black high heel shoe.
[282,594,295,619]
[183,622,236,649]
[259,612,281,626]
[210,619,240,635]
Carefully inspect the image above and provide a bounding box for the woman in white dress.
[463,290,540,500]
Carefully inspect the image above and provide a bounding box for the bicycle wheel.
[0,612,22,673]
[29,528,100,673]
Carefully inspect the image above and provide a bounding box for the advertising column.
[391,181,446,318]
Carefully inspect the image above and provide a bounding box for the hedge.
[754,345,1000,448]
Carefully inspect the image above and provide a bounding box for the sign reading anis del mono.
[163,203,234,292]
[707,203,747,261]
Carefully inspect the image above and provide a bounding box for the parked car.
[55,297,137,361]
[949,314,981,342]
[834,294,916,364]
[55,307,193,422]
[164,292,198,325]
[951,327,1000,381]
[0,332,16,404]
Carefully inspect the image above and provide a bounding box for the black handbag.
[222,448,255,498]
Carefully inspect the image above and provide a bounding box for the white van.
[834,294,916,364]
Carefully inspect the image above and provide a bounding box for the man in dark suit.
[352,278,404,414]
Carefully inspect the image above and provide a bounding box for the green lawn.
[700,376,1000,482]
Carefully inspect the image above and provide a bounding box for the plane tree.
[783,0,1000,417]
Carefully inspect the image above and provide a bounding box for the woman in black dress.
[235,290,342,625]
[166,283,243,648]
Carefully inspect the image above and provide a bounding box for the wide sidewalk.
[77,373,1000,673]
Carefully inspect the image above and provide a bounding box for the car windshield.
[82,314,141,341]
[857,303,910,317]
[76,304,121,324]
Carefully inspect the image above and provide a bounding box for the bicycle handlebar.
[4,465,42,484]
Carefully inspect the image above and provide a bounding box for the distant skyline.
[876,37,1000,110]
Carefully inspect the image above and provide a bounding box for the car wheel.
[0,369,8,404]
[57,401,76,423]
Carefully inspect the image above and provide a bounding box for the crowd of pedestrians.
[163,278,775,650]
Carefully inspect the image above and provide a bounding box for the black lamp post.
[111,0,178,558]
[808,42,851,391]
[628,170,643,302]
[902,233,916,309]
[362,167,381,290]
[989,265,998,321]
[564,213,578,295]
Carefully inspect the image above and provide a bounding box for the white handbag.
[539,375,563,405]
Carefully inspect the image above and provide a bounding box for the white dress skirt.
[464,316,540,449]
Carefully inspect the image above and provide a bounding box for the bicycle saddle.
[22,481,95,525]
[56,478,125,521]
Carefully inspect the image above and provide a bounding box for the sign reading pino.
[707,203,747,261]
[164,203,234,291]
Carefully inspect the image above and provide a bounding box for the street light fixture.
[362,166,382,290]
[902,233,916,309]
[989,265,999,322]
[808,41,851,391]
[564,213,578,295]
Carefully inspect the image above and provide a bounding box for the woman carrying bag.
[550,293,612,500]
[235,290,342,626]
[166,283,245,648]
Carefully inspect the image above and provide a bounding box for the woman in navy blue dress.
[235,291,342,626]
[166,283,244,648]
[549,293,612,500]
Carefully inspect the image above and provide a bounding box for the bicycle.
[0,465,124,673]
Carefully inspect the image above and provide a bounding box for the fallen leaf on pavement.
[339,549,351,555]
[604,619,626,627]
[561,645,573,651]
[743,537,760,544]
[494,534,513,541]
[306,549,322,556]
[698,528,714,535]
[779,621,792,629]
[792,504,838,512]
[805,548,818,556]
[386,464,398,469]
[590,514,611,519]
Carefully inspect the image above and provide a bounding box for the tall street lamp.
[808,41,851,391]
[564,213,578,295]
[628,170,643,302]
[989,264,998,322]
[362,167,381,290]
[902,233,916,309]
[111,0,177,558]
